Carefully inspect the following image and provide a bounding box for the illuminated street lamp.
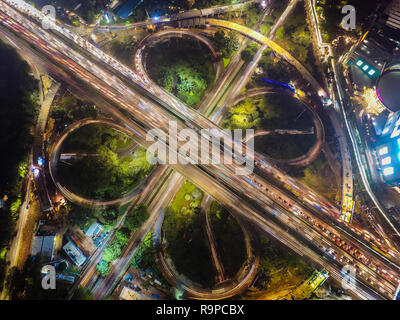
[31,167,40,178]
[318,89,327,98]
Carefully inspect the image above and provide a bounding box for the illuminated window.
[383,127,389,134]
[368,69,376,75]
[383,167,394,176]
[379,146,388,155]
[356,60,363,66]
[381,156,391,165]
[362,65,369,71]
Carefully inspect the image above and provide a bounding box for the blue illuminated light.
[37,156,44,167]
[262,78,295,92]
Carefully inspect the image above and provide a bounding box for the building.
[63,240,87,267]
[56,273,75,284]
[376,62,400,112]
[31,235,56,261]
[381,0,400,34]
[116,0,143,19]
[343,0,400,186]
[85,222,106,247]
[373,111,400,185]
[344,0,400,93]
[119,286,140,300]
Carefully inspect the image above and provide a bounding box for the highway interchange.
[2,0,400,300]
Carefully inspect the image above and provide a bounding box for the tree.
[103,242,122,263]
[0,41,38,292]
[276,26,285,40]
[101,207,119,225]
[222,31,239,58]
[213,29,226,50]
[292,26,310,46]
[115,228,131,246]
[260,23,271,35]
[240,42,259,62]
[68,204,94,227]
[96,260,110,277]
[213,30,238,58]
[124,204,149,231]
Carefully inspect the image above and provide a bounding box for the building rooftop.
[376,64,400,112]
[85,222,103,237]
[116,0,143,19]
[31,236,56,261]
[63,241,87,267]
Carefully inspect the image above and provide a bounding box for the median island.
[145,38,216,109]
[224,94,316,160]
[57,124,153,201]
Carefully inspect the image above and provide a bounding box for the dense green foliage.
[274,2,314,69]
[124,204,149,231]
[105,35,137,66]
[243,3,263,28]
[255,48,291,84]
[241,42,259,62]
[62,123,132,153]
[286,153,338,202]
[131,232,167,286]
[146,38,215,108]
[224,94,316,160]
[50,94,99,132]
[58,125,152,200]
[0,41,39,292]
[212,29,239,59]
[67,203,127,230]
[97,204,149,276]
[209,201,246,278]
[96,260,110,277]
[255,236,313,290]
[163,182,216,287]
[320,0,378,42]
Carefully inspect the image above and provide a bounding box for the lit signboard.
[381,156,392,165]
[379,146,389,155]
[383,167,394,176]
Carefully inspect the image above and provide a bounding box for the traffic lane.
[2,1,396,298]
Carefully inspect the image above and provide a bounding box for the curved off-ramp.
[134,28,224,91]
[48,118,155,209]
[204,18,325,95]
[153,203,260,300]
[230,87,325,167]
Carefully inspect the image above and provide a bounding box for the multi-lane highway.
[2,0,400,300]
